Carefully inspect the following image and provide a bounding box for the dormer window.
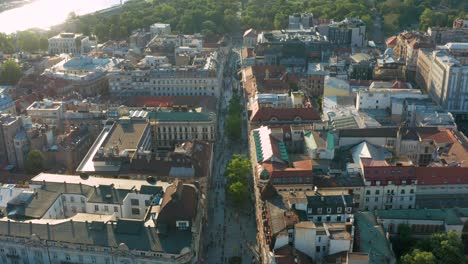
[176,220,189,230]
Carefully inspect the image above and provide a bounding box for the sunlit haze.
[0,0,124,33]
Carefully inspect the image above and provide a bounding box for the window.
[176,221,189,230]
[365,197,369,202]
[317,216,322,222]
[94,205,99,211]
[337,207,342,213]
[81,197,85,203]
[114,206,119,212]
[317,208,322,214]
[318,236,321,242]
[337,215,342,222]
[70,196,75,202]
[132,208,140,215]
[326,216,331,222]
[400,197,404,201]
[145,200,151,206]
[131,199,139,206]
[326,208,332,213]
[401,189,405,194]
[375,197,379,202]
[410,189,414,194]
[409,196,413,201]
[66,255,71,261]
[375,190,380,195]
[91,256,97,263]
[104,206,108,211]
[366,190,370,195]
[316,246,320,252]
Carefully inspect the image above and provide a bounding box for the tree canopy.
[0,59,22,86]
[25,149,44,175]
[226,154,251,206]
[400,231,466,264]
[226,94,243,141]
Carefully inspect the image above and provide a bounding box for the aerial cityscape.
[0,0,467,263]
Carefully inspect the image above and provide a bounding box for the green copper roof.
[375,208,463,225]
[327,131,335,150]
[278,141,289,162]
[148,111,214,122]
[253,131,263,161]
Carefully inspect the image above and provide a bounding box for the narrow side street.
[201,41,259,264]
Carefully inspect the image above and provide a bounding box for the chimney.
[79,182,83,194]
[7,220,10,235]
[70,219,75,237]
[64,181,67,193]
[46,223,50,240]
[29,221,33,235]
[42,180,46,190]
[265,68,270,80]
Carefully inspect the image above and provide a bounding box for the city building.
[48,33,97,56]
[253,126,313,186]
[0,115,23,167]
[148,109,216,148]
[427,19,468,44]
[243,28,258,48]
[393,31,435,79]
[288,13,314,30]
[76,118,152,175]
[353,212,396,263]
[349,53,374,80]
[326,18,366,48]
[108,54,220,98]
[43,56,121,97]
[417,50,468,116]
[0,87,15,114]
[375,208,468,237]
[356,87,426,111]
[288,192,354,223]
[26,100,65,127]
[150,23,171,36]
[0,173,202,264]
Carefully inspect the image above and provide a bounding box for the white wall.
[294,226,316,259]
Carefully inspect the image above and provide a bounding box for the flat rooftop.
[101,119,149,151]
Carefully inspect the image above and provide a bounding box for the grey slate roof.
[339,127,398,138]
[0,219,192,254]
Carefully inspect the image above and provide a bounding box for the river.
[0,0,125,34]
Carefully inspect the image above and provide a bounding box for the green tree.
[429,232,464,264]
[0,33,14,54]
[25,149,44,175]
[226,154,251,184]
[228,181,247,204]
[226,94,243,141]
[401,249,436,264]
[392,224,415,258]
[17,31,40,52]
[0,59,22,86]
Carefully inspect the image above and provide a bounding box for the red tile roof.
[263,160,313,180]
[419,128,458,145]
[274,245,313,264]
[386,36,397,48]
[415,167,468,185]
[363,165,416,185]
[251,107,321,123]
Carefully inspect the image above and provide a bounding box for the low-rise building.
[76,118,152,175]
[148,109,216,148]
[26,100,65,127]
[0,87,15,114]
[0,174,202,264]
[376,208,467,238]
[0,115,23,166]
[48,33,97,56]
[108,55,220,98]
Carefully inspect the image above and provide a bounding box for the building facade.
[48,33,96,55]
